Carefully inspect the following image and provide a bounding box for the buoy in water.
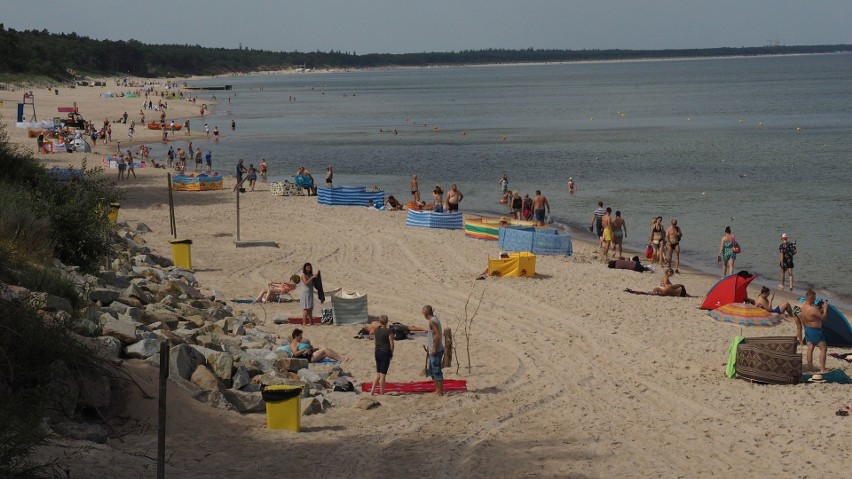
[796,127,801,132]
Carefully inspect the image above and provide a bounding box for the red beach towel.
[287,316,325,325]
[361,379,467,394]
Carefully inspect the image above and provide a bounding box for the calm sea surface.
[185,54,852,306]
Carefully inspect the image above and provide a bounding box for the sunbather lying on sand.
[608,256,650,272]
[277,328,351,363]
[386,196,404,210]
[653,269,688,296]
[406,201,434,211]
[356,318,427,337]
[625,269,691,297]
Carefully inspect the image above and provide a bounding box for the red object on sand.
[361,379,467,394]
[286,316,325,325]
[700,272,756,310]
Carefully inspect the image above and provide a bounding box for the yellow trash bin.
[262,385,302,431]
[169,239,193,270]
[107,202,120,223]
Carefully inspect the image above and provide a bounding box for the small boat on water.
[147,123,183,130]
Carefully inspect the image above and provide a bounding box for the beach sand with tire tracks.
[4,80,851,478]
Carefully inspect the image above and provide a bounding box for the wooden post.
[167,174,176,239]
[157,341,169,479]
[443,328,453,368]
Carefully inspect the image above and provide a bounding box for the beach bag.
[390,322,410,341]
[645,244,653,259]
[333,377,354,392]
[732,238,742,254]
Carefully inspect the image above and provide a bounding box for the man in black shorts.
[446,184,463,212]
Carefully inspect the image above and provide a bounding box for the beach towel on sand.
[829,353,852,363]
[726,336,746,379]
[273,317,327,325]
[361,379,467,394]
[801,370,852,384]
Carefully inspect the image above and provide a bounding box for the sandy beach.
[4,80,851,478]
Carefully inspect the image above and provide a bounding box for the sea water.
[185,54,852,306]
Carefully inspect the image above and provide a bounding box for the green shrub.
[41,160,121,273]
[14,266,82,312]
[0,124,49,191]
[0,122,121,273]
[0,121,117,477]
[0,299,100,478]
[0,186,53,269]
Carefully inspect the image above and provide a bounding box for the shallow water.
[186,54,852,306]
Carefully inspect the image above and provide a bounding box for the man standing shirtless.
[611,210,627,259]
[795,290,829,372]
[446,184,464,212]
[410,175,420,203]
[600,208,613,259]
[532,190,550,227]
[666,219,683,273]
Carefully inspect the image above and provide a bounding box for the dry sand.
[4,81,851,478]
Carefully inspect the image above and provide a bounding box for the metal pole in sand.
[157,341,169,479]
[167,173,176,239]
[236,185,241,242]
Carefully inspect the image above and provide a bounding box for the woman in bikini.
[433,185,444,213]
[648,217,665,266]
[385,196,403,210]
[754,286,800,344]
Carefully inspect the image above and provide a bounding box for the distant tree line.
[1,25,850,81]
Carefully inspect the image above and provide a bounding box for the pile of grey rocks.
[4,222,378,444]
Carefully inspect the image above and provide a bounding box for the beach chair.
[283,182,298,196]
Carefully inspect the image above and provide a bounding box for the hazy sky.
[2,0,851,54]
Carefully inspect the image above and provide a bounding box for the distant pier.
[185,85,233,91]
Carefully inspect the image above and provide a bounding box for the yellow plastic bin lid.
[262,384,302,401]
[170,239,193,245]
